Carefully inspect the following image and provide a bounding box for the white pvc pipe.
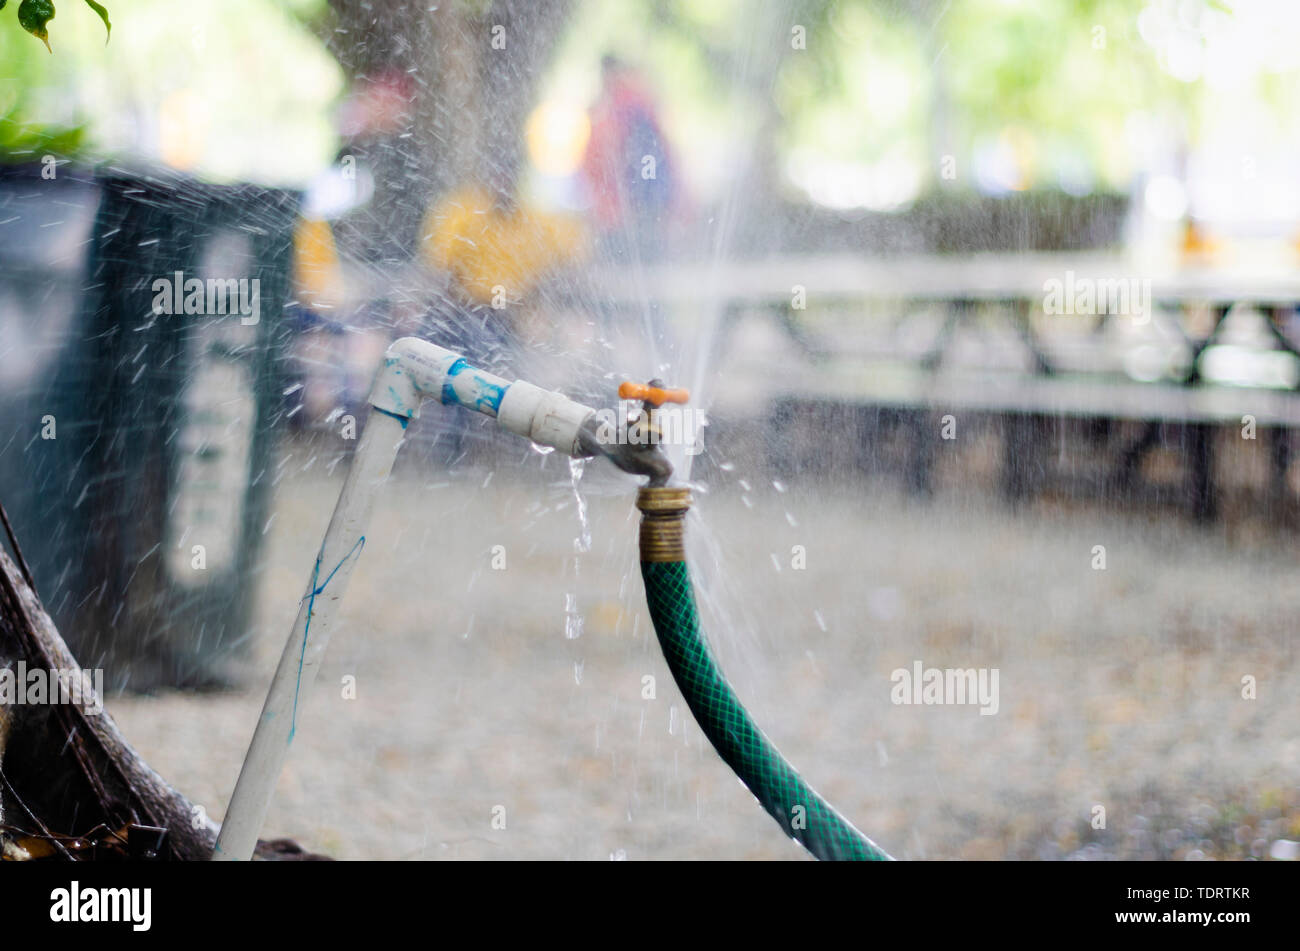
[213,338,596,860]
[213,407,406,860]
[368,337,595,455]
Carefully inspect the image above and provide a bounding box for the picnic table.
[574,252,1300,520]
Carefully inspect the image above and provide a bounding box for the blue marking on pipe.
[374,406,410,428]
[473,374,507,414]
[441,358,468,406]
[290,534,367,744]
[442,358,506,415]
[385,385,414,418]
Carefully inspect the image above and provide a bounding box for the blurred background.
[1,0,1298,859]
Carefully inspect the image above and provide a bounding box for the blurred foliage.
[0,107,85,158]
[0,0,341,181]
[746,0,1184,190]
[553,0,1262,204]
[0,0,1288,203]
[938,0,1195,188]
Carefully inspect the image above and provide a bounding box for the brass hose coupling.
[636,486,692,562]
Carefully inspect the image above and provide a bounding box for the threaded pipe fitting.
[635,487,691,562]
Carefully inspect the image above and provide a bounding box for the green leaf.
[84,0,109,42]
[18,0,56,54]
[0,109,87,158]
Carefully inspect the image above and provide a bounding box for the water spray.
[214,336,890,861]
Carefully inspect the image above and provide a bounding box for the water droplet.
[564,593,583,639]
[569,457,591,553]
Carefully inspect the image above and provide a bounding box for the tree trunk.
[326,0,572,260]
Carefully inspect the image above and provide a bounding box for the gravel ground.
[108,436,1300,860]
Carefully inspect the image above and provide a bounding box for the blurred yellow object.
[422,188,585,307]
[158,89,209,172]
[293,216,345,311]
[1180,218,1222,263]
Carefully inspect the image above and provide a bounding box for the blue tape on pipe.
[442,358,506,415]
[440,358,467,406]
[374,407,411,427]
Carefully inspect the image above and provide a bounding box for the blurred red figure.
[581,55,681,260]
[337,68,414,139]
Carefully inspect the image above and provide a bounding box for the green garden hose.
[637,486,892,861]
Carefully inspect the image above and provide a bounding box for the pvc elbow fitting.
[368,337,465,420]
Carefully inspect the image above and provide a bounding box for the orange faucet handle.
[618,381,690,407]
